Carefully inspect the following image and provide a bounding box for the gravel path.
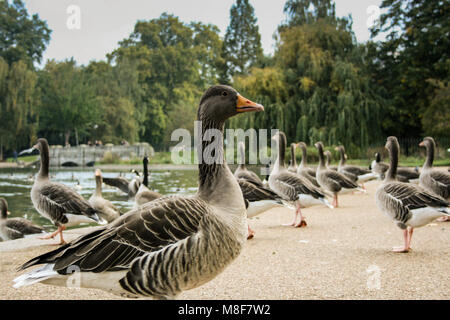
[1,180,449,300]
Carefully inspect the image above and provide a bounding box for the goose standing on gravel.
[315,142,363,208]
[375,136,449,252]
[238,178,285,239]
[419,137,450,221]
[134,157,163,208]
[89,169,121,223]
[14,85,264,299]
[269,132,333,228]
[19,138,102,245]
[287,143,299,173]
[336,146,377,186]
[296,142,321,187]
[234,142,264,187]
[324,151,337,171]
[0,198,44,241]
[370,152,419,183]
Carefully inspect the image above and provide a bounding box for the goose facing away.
[287,143,299,173]
[315,142,363,208]
[335,146,376,185]
[269,132,333,228]
[19,138,102,245]
[237,178,285,239]
[324,150,338,171]
[89,169,121,223]
[295,142,321,188]
[375,136,449,253]
[134,156,163,208]
[370,152,419,183]
[14,85,264,299]
[419,137,450,199]
[234,141,264,187]
[0,198,44,241]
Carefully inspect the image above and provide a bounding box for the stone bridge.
[48,143,154,167]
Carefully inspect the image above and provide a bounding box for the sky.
[23,0,385,67]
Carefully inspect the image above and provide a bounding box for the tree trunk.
[65,130,71,147]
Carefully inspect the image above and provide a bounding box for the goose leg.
[40,225,66,245]
[406,227,414,250]
[294,202,307,227]
[283,204,298,226]
[392,229,409,253]
[247,224,255,240]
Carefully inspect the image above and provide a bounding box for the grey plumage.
[419,137,450,199]
[15,85,264,299]
[376,137,449,236]
[234,141,264,187]
[0,198,44,241]
[89,169,121,223]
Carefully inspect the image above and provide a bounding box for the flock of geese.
[0,85,448,300]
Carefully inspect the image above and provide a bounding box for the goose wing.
[102,177,130,194]
[397,168,420,180]
[38,183,98,223]
[321,169,358,190]
[382,182,448,211]
[235,170,263,187]
[5,218,44,236]
[237,179,281,202]
[19,196,207,274]
[430,170,450,193]
[342,166,371,176]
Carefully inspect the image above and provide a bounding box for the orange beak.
[236,94,264,113]
[419,141,425,147]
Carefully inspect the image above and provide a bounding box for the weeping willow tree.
[0,57,38,159]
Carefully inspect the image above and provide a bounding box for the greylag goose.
[296,142,321,188]
[375,136,449,252]
[287,143,299,173]
[315,142,363,207]
[238,178,285,239]
[234,142,264,187]
[20,138,102,244]
[134,157,163,208]
[335,146,377,186]
[419,137,450,221]
[370,152,419,183]
[103,170,141,198]
[269,132,333,228]
[14,85,264,299]
[419,137,450,199]
[325,151,338,171]
[89,169,121,223]
[0,198,44,241]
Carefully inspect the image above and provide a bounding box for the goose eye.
[221,91,228,97]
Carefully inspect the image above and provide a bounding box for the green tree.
[222,0,263,81]
[369,0,450,139]
[0,57,38,159]
[0,0,51,66]
[37,59,100,146]
[110,13,223,149]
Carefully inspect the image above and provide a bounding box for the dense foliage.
[0,0,448,159]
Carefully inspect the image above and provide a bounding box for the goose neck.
[385,144,398,182]
[423,143,434,169]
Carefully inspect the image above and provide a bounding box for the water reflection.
[0,167,199,232]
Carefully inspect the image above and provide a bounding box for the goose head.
[419,136,435,149]
[19,138,49,156]
[198,85,263,123]
[298,142,307,150]
[0,198,10,219]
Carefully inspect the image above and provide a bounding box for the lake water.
[0,167,199,232]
